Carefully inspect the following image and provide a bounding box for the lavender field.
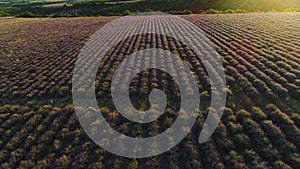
[0,13,300,168]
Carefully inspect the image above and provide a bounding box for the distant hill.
[191,0,300,12]
[0,0,299,17]
[2,0,299,10]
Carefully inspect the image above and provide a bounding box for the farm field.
[0,13,300,168]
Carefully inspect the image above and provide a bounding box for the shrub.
[291,113,300,128]
[128,159,138,169]
[224,9,248,13]
[19,160,35,168]
[252,107,266,120]
[18,12,38,18]
[0,9,9,17]
[235,9,248,13]
[228,122,243,134]
[273,160,292,169]
[58,86,69,97]
[284,8,300,12]
[204,9,222,14]
[245,149,258,162]
[236,109,251,121]
[169,10,193,15]
[89,162,104,169]
[225,9,235,14]
[123,10,131,16]
[234,133,251,149]
[145,9,155,12]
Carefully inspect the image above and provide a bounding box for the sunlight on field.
[0,13,299,168]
